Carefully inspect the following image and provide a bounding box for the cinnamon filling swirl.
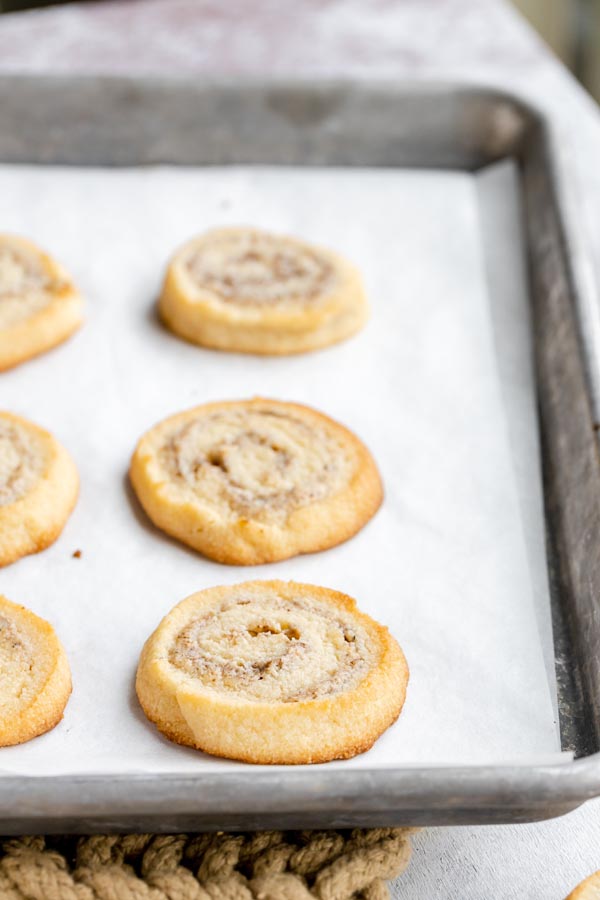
[0,420,45,507]
[0,246,59,328]
[169,593,374,703]
[0,615,30,706]
[185,230,335,306]
[159,407,353,522]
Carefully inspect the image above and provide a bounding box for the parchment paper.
[0,160,564,774]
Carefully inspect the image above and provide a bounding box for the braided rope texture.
[0,827,414,899]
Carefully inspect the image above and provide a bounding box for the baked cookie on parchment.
[129,397,383,565]
[0,234,83,371]
[158,227,368,354]
[567,872,600,899]
[136,580,409,764]
[0,595,71,747]
[0,411,79,567]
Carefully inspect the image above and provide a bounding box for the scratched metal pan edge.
[0,76,599,832]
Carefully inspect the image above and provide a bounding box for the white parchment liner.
[0,161,564,774]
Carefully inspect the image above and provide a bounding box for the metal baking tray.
[1,77,600,833]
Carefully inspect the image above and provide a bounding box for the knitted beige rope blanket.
[0,827,415,899]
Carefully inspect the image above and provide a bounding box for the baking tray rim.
[0,74,599,827]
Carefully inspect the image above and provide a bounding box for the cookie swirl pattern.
[0,412,79,567]
[0,595,72,747]
[136,580,409,764]
[130,398,383,564]
[0,234,83,371]
[158,227,368,354]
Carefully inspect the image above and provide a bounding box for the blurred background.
[0,0,598,101]
[514,0,600,99]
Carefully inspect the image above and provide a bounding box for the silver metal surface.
[1,77,599,832]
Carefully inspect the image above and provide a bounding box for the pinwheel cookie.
[568,872,600,899]
[0,595,71,747]
[158,227,368,354]
[0,412,79,567]
[136,580,409,764]
[0,234,83,371]
[129,398,383,565]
